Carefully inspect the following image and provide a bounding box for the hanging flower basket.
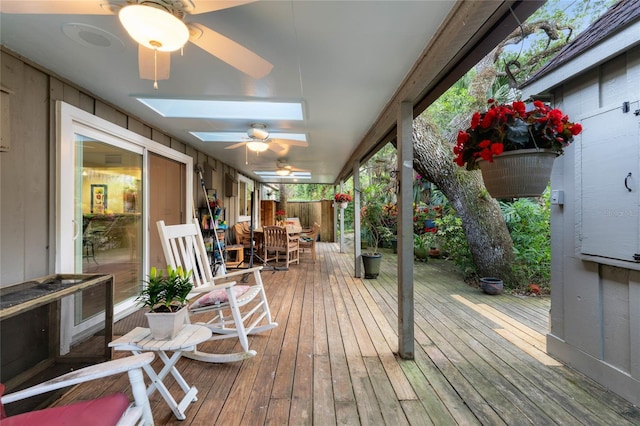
[334,192,352,208]
[477,149,557,199]
[453,99,583,198]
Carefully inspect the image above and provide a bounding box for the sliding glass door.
[57,102,192,352]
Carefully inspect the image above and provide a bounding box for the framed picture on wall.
[91,184,108,214]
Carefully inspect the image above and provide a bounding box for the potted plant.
[453,99,583,198]
[360,197,385,278]
[137,265,193,340]
[334,192,353,209]
[360,185,395,278]
[275,209,287,225]
[381,202,398,253]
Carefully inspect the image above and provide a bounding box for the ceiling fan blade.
[268,144,288,155]
[138,45,170,81]
[188,23,273,79]
[0,1,112,14]
[187,0,257,15]
[225,142,248,150]
[271,139,309,148]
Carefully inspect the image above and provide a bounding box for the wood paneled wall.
[0,48,239,285]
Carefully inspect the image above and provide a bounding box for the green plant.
[137,266,193,313]
[500,188,551,290]
[436,213,476,277]
[360,183,392,254]
[454,99,583,170]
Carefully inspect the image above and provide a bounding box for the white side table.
[109,324,212,420]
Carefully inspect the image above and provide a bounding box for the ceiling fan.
[224,124,309,154]
[254,159,311,178]
[1,0,273,88]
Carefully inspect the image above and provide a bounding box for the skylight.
[254,171,311,180]
[191,132,307,143]
[135,98,304,120]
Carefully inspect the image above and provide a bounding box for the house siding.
[548,45,640,406]
[0,49,240,286]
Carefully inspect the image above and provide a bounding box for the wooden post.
[353,163,361,277]
[397,101,414,359]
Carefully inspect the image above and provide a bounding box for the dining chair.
[262,225,299,268]
[299,222,321,263]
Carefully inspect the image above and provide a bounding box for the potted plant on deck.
[137,265,193,340]
[360,185,396,278]
[361,199,384,278]
[453,99,583,198]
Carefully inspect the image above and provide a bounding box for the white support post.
[397,101,414,359]
[353,163,361,277]
[338,181,345,253]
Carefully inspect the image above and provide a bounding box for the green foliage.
[500,188,551,290]
[435,213,476,277]
[138,266,193,313]
[360,182,393,253]
[428,73,476,131]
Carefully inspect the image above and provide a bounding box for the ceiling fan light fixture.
[246,141,269,152]
[119,5,189,52]
[276,169,291,176]
[247,124,269,140]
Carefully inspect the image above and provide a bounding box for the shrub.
[435,213,476,277]
[500,188,551,291]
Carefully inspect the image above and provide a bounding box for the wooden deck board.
[44,243,640,425]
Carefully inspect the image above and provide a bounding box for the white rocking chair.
[156,220,278,363]
[0,353,154,426]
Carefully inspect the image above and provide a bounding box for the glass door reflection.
[77,140,142,324]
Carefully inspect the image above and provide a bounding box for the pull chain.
[153,48,158,90]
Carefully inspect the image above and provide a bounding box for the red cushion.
[0,392,129,426]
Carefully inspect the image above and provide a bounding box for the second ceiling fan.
[225,124,309,155]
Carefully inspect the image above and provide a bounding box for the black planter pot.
[362,253,382,279]
[480,277,504,295]
[391,239,398,254]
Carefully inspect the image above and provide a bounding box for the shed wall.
[549,45,640,406]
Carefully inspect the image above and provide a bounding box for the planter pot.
[424,219,437,229]
[339,201,348,209]
[480,277,503,295]
[362,253,382,279]
[391,239,398,254]
[428,248,441,258]
[145,306,188,340]
[477,149,557,199]
[414,247,429,261]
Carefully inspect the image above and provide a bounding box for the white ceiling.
[0,1,536,184]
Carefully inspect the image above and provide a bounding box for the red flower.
[490,143,504,155]
[570,123,583,136]
[470,112,481,129]
[453,99,583,170]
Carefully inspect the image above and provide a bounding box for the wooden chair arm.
[188,281,237,294]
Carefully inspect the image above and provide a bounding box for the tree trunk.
[413,116,515,280]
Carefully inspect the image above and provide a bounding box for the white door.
[58,116,145,351]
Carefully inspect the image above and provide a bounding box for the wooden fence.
[285,200,335,242]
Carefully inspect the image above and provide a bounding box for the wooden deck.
[53,243,640,425]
